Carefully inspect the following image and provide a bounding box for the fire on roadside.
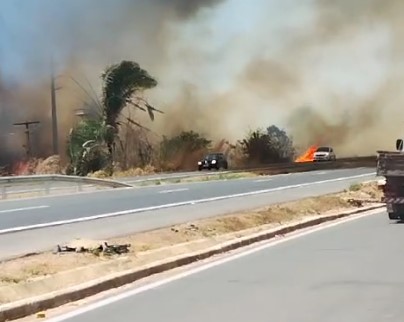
[294,145,318,163]
[12,161,30,175]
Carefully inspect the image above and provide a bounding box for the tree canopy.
[240,125,295,165]
[67,60,161,176]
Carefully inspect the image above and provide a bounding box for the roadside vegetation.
[7,60,298,177]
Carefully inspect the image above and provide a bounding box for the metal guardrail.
[0,175,132,200]
[0,174,132,188]
[0,156,376,199]
[127,156,377,183]
[230,156,376,172]
[0,174,132,187]
[121,156,377,183]
[245,157,376,174]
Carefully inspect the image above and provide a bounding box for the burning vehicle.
[295,145,336,163]
[313,146,336,162]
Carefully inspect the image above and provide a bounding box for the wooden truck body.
[377,139,404,219]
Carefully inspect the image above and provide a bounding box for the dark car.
[198,153,228,171]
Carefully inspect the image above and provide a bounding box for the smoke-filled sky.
[0,0,403,163]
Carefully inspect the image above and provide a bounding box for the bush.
[240,125,295,165]
[266,125,295,161]
[159,131,211,170]
[67,119,108,176]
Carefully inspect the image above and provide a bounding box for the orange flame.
[295,145,318,163]
[12,161,30,176]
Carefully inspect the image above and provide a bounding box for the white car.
[313,146,336,162]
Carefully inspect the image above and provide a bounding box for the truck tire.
[388,212,400,220]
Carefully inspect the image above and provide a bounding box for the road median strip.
[0,182,384,321]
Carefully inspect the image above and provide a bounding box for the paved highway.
[44,210,402,322]
[0,168,377,260]
[0,168,375,231]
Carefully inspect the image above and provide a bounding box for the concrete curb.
[0,204,385,321]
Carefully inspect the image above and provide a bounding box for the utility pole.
[50,58,61,155]
[13,121,40,159]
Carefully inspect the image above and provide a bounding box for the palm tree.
[101,60,161,172]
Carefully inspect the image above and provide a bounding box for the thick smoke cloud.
[283,0,404,155]
[0,0,403,165]
[0,0,226,164]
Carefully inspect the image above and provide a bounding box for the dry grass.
[0,182,382,304]
[112,165,156,178]
[136,172,258,187]
[87,165,156,179]
[35,155,63,175]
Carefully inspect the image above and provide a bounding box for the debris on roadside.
[188,224,199,231]
[347,198,364,207]
[36,311,46,319]
[54,239,131,256]
[170,223,216,238]
[346,198,381,207]
[171,223,200,234]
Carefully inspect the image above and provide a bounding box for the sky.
[0,0,402,159]
[0,0,318,89]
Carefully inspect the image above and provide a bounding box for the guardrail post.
[45,181,50,195]
[77,182,83,192]
[1,186,6,200]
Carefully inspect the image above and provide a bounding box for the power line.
[50,58,59,155]
[13,121,40,159]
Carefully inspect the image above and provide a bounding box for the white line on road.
[0,205,49,214]
[44,208,382,322]
[254,178,273,182]
[0,172,376,235]
[159,188,189,194]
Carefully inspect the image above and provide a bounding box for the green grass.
[349,183,362,192]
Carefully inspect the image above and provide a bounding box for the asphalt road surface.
[44,210,402,322]
[0,168,377,260]
[0,168,375,231]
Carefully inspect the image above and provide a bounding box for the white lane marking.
[0,172,376,235]
[44,208,382,322]
[0,205,49,214]
[254,178,273,182]
[314,171,327,175]
[159,188,189,194]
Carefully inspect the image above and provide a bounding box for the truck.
[376,138,404,220]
